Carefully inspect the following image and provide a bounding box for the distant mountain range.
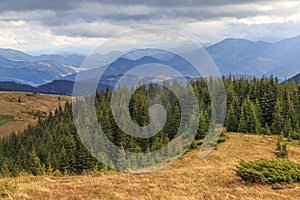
[0,49,122,86]
[0,48,86,67]
[0,49,85,86]
[0,80,109,95]
[206,36,300,79]
[0,35,300,94]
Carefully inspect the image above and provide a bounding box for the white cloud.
[181,20,230,44]
[0,20,26,27]
[0,21,105,52]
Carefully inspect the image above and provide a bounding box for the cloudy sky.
[1,0,300,54]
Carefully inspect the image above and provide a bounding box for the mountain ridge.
[1,35,300,86]
[289,72,300,82]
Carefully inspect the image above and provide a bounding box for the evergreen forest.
[0,75,299,176]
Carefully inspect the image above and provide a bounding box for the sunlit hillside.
[1,133,300,199]
[0,92,70,137]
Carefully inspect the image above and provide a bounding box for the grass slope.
[0,92,70,137]
[2,133,300,199]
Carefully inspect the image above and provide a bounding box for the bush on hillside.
[236,158,300,184]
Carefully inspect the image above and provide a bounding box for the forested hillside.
[0,76,299,176]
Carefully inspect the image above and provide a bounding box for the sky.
[1,0,300,54]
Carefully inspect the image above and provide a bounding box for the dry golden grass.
[0,92,70,137]
[2,133,300,199]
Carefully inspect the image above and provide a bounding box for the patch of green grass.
[0,115,14,126]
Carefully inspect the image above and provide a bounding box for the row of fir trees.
[0,75,299,176]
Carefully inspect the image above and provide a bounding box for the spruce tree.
[226,104,238,132]
[238,109,247,133]
[271,100,284,134]
[196,111,208,139]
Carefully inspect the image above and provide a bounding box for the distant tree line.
[0,75,299,176]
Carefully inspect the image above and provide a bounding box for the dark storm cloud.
[16,0,277,26]
[0,0,81,12]
[0,0,295,40]
[0,0,279,13]
[41,0,277,38]
[82,0,277,8]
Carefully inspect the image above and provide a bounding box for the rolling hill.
[0,49,86,86]
[2,132,300,199]
[0,91,70,137]
[0,48,85,66]
[0,82,39,93]
[0,80,111,95]
[0,70,299,199]
[0,55,78,86]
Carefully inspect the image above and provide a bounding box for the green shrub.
[236,158,300,184]
[217,132,229,143]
